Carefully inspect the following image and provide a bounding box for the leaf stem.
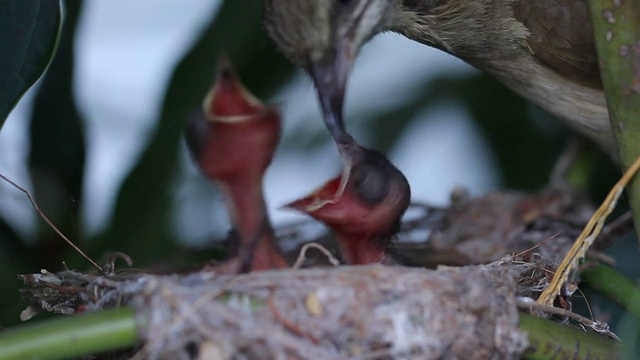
[0,307,139,360]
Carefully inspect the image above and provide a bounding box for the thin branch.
[517,298,618,339]
[0,173,105,274]
[292,242,341,269]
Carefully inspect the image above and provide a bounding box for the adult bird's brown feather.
[263,0,615,155]
[513,0,602,89]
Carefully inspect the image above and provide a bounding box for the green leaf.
[0,0,62,130]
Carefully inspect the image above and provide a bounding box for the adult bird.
[262,0,612,155]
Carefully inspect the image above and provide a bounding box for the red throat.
[284,166,405,266]
[204,57,263,117]
[188,56,287,273]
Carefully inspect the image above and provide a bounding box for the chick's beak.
[185,56,280,185]
[284,144,411,265]
[204,56,263,117]
[185,56,287,273]
[309,40,355,150]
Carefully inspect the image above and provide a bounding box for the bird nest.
[20,260,536,360]
[17,187,624,359]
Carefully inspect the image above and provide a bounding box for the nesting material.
[130,264,528,359]
[18,186,605,359]
[21,262,529,359]
[18,184,605,359]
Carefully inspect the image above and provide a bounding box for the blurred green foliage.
[0,0,63,328]
[0,0,628,335]
[0,0,61,129]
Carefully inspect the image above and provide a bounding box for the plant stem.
[581,263,640,320]
[588,0,640,243]
[0,307,138,360]
[519,312,629,359]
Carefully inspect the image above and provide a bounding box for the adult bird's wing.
[513,0,601,88]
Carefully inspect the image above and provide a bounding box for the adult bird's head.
[263,0,398,151]
[263,0,617,156]
[284,140,411,265]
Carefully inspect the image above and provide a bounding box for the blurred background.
[0,0,628,331]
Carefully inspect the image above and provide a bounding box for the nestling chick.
[285,140,411,265]
[185,57,288,273]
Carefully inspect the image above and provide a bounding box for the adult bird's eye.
[338,0,352,4]
[351,161,389,204]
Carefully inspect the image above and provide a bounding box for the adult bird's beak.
[309,40,356,153]
[284,142,411,265]
[185,56,288,273]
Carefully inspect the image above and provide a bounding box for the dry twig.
[538,154,640,305]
